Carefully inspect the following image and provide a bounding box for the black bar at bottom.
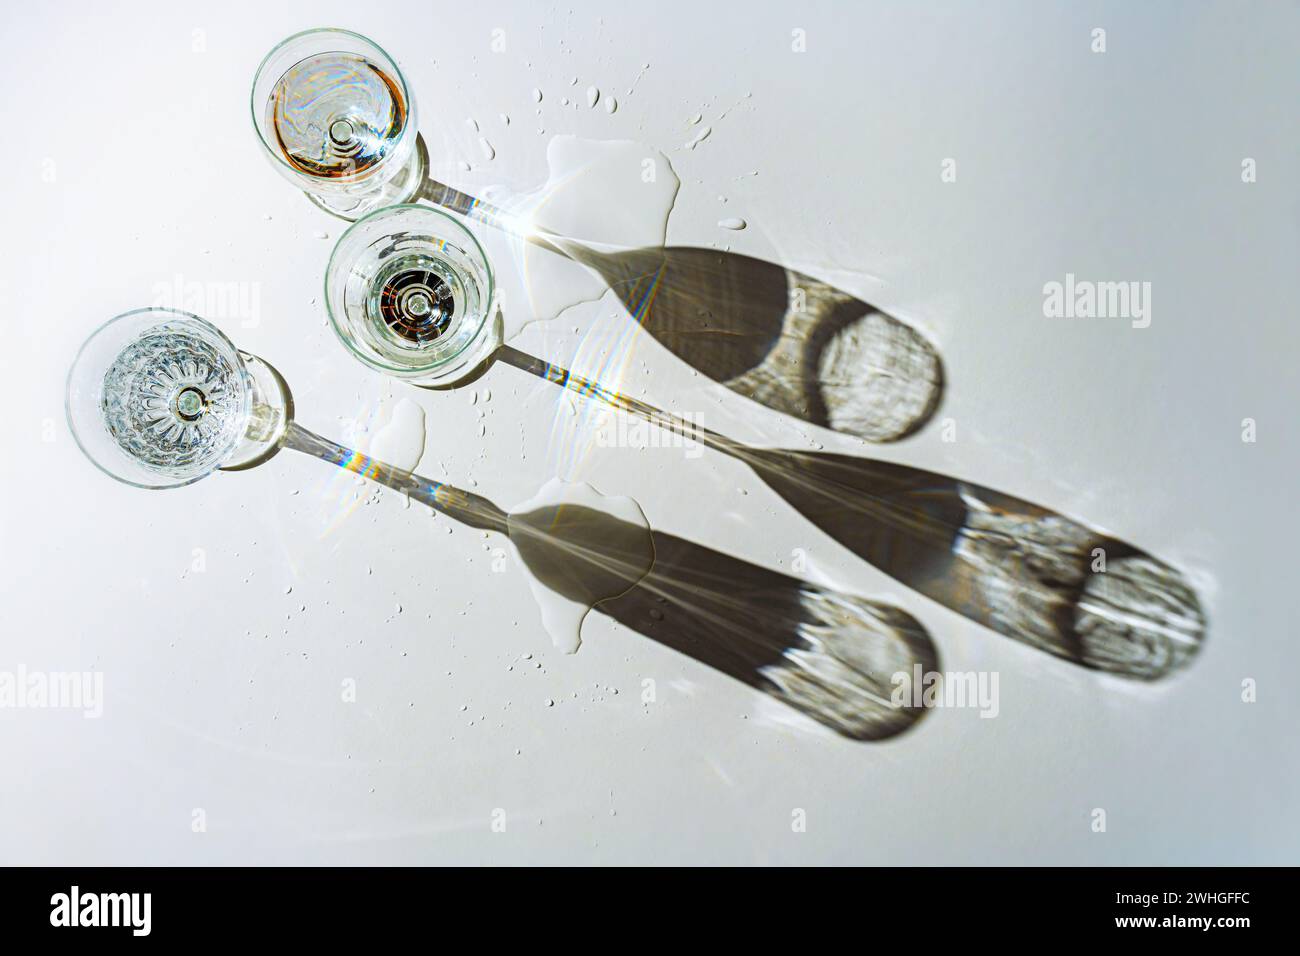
[0,867,1280,941]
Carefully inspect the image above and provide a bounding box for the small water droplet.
[685,126,712,150]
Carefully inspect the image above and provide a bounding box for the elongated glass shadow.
[487,348,1205,681]
[408,173,1201,679]
[285,423,937,741]
[415,175,943,442]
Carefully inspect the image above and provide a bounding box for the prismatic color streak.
[282,422,508,533]
[495,346,734,459]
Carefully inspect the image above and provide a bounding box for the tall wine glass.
[251,28,425,221]
[325,204,499,386]
[66,309,291,488]
[65,305,518,537]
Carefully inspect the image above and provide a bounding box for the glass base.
[412,309,504,390]
[222,353,294,471]
[305,134,428,222]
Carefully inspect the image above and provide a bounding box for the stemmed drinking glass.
[325,204,499,386]
[251,28,425,221]
[322,204,765,435]
[323,205,747,455]
[66,309,292,487]
[67,308,502,534]
[248,28,573,244]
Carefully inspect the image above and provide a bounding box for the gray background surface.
[0,0,1296,864]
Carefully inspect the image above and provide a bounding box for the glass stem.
[417,177,582,262]
[494,345,746,460]
[281,421,508,533]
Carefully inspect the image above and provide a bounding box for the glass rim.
[324,203,497,377]
[249,26,415,180]
[65,308,253,491]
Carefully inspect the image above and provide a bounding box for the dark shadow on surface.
[487,347,1207,682]
[722,444,1206,681]
[574,245,945,444]
[598,528,939,741]
[414,179,944,443]
[412,180,1203,681]
[506,499,937,741]
[287,422,936,741]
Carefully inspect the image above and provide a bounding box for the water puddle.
[366,396,427,473]
[506,478,655,653]
[481,135,681,330]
